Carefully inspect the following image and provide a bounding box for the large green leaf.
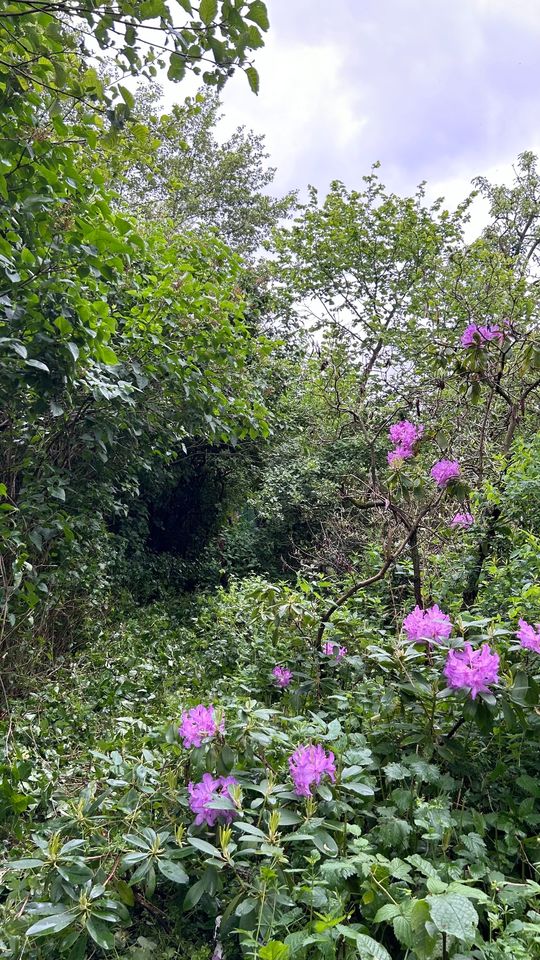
[157,858,189,884]
[356,933,392,960]
[426,894,478,941]
[27,912,77,937]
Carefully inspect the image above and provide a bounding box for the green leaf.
[118,85,135,109]
[373,904,400,923]
[157,859,189,884]
[199,0,218,25]
[355,933,392,960]
[183,876,208,911]
[168,52,186,82]
[68,933,88,960]
[27,913,77,937]
[86,916,115,950]
[246,0,269,30]
[116,879,135,906]
[97,344,118,365]
[56,861,93,883]
[188,837,223,858]
[426,894,478,942]
[25,359,50,373]
[8,858,46,869]
[259,942,289,960]
[245,66,260,94]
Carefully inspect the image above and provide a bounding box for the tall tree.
[108,86,296,254]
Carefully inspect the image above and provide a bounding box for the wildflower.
[461,323,503,348]
[179,704,224,749]
[403,604,452,643]
[388,445,411,466]
[289,744,336,797]
[272,665,293,687]
[516,618,540,654]
[451,512,474,529]
[444,643,500,699]
[387,420,423,466]
[323,641,347,660]
[431,459,461,488]
[188,773,238,827]
[389,420,424,450]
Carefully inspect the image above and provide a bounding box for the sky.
[164,0,540,219]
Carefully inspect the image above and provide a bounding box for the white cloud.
[215,33,364,195]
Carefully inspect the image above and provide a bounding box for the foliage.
[2,582,540,958]
[108,86,296,254]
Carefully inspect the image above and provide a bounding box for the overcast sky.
[163,0,540,214]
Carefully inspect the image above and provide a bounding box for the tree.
[108,86,296,254]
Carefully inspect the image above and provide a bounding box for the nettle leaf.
[355,933,392,960]
[383,763,409,781]
[426,894,478,942]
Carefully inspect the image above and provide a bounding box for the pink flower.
[403,604,452,643]
[288,744,336,797]
[323,641,347,660]
[387,421,424,466]
[444,643,500,699]
[272,665,293,687]
[179,705,224,749]
[389,420,424,449]
[516,618,540,654]
[431,459,461,488]
[188,773,238,827]
[387,445,411,466]
[451,512,474,529]
[461,323,504,348]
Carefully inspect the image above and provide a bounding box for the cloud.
[162,0,540,211]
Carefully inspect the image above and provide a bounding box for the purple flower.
[389,420,424,449]
[323,641,347,660]
[387,445,412,466]
[188,773,239,827]
[451,512,474,529]
[179,704,224,749]
[431,459,461,488]
[516,618,540,654]
[387,421,424,466]
[403,604,452,643]
[289,744,336,797]
[444,643,500,699]
[272,665,293,687]
[461,323,504,348]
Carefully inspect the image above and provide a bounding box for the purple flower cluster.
[387,420,424,465]
[451,512,474,529]
[323,641,347,660]
[179,704,224,749]
[288,744,336,797]
[516,619,540,654]
[461,323,503,348]
[188,773,238,827]
[431,459,461,488]
[444,643,500,699]
[272,665,293,687]
[403,604,453,644]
